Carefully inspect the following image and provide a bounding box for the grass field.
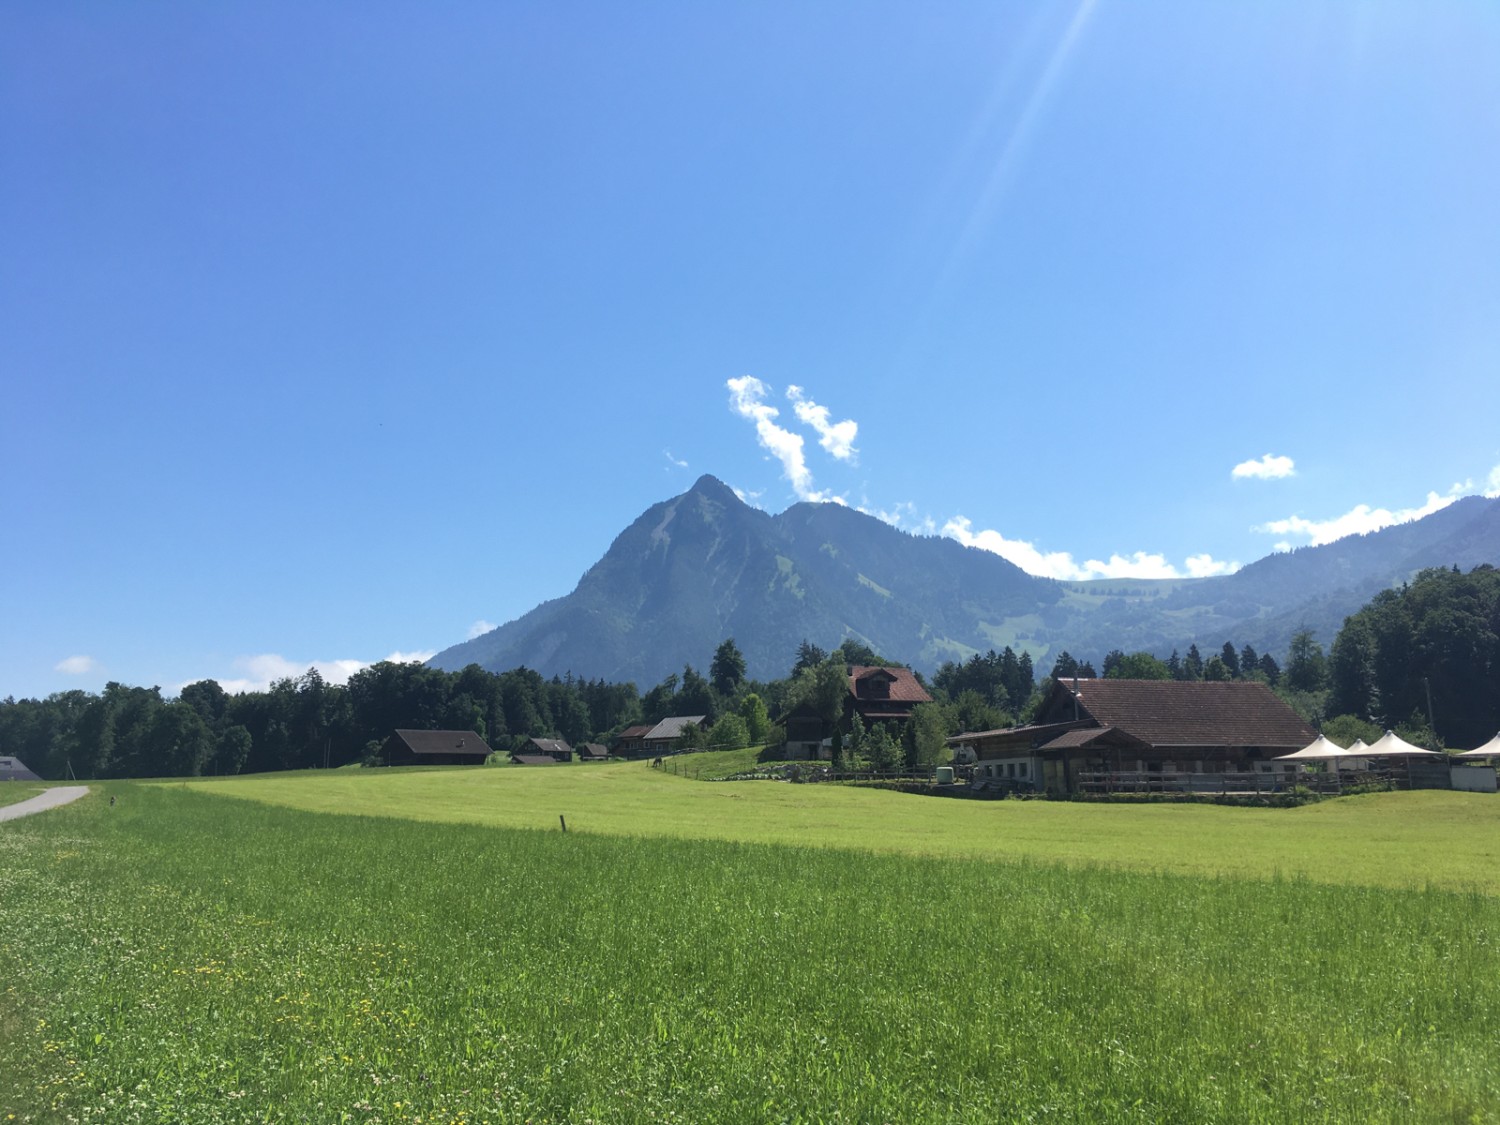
[180,758,1500,894]
[0,782,45,809]
[3,774,1498,1122]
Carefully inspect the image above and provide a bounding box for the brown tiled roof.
[579,743,609,758]
[526,738,573,756]
[1052,679,1316,748]
[617,725,654,740]
[392,730,493,757]
[848,666,932,704]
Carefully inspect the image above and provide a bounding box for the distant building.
[783,665,933,760]
[518,738,574,763]
[640,716,708,755]
[578,743,610,762]
[951,679,1317,796]
[612,724,656,757]
[380,730,493,767]
[0,755,41,782]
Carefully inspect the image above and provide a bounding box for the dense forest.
[4,565,1496,779]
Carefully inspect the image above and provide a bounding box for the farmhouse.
[612,724,656,757]
[578,742,610,762]
[951,678,1317,796]
[1,755,41,782]
[519,738,574,762]
[381,730,494,767]
[784,665,933,759]
[613,717,710,757]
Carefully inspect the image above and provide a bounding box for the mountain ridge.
[430,476,1500,685]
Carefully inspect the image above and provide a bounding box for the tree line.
[5,567,1493,779]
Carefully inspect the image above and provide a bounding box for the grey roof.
[526,738,574,756]
[645,716,707,741]
[0,756,41,782]
[390,730,493,757]
[511,754,559,766]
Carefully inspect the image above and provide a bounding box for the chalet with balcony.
[784,665,933,759]
[950,678,1317,795]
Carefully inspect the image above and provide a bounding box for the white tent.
[1345,738,1372,769]
[1365,730,1442,757]
[1274,735,1363,779]
[1455,732,1500,760]
[1274,735,1361,763]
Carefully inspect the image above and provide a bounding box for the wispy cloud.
[466,620,496,640]
[943,517,1239,580]
[864,501,930,537]
[726,376,846,503]
[55,654,101,676]
[663,449,688,470]
[1486,463,1500,498]
[1231,454,1296,481]
[786,386,858,461]
[210,650,435,694]
[1257,485,1467,547]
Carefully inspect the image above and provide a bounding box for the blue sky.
[5,2,1499,699]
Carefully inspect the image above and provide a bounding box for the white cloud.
[730,484,765,509]
[467,620,496,640]
[381,649,437,666]
[1231,454,1296,481]
[1085,552,1182,580]
[726,376,843,503]
[1184,553,1239,578]
[943,517,1240,580]
[1257,486,1465,547]
[943,517,1091,579]
[663,449,688,470]
[55,654,101,676]
[786,386,858,461]
[1486,463,1500,498]
[212,650,435,694]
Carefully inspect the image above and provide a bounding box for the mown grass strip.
[2,784,1498,1123]
[181,763,1500,894]
[0,782,47,810]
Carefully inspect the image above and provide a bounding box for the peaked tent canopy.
[1455,732,1500,760]
[1365,730,1443,757]
[1274,735,1360,762]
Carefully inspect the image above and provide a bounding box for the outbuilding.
[380,730,494,767]
[0,755,41,782]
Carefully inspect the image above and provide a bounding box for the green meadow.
[1,770,1497,1123]
[0,783,45,810]
[185,758,1500,894]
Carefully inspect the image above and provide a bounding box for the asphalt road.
[0,785,89,822]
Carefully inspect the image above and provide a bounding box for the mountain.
[430,476,1500,685]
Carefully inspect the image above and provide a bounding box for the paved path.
[0,785,90,822]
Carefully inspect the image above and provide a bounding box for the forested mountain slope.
[431,478,1500,684]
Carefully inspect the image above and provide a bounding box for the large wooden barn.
[951,678,1317,796]
[380,729,494,767]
